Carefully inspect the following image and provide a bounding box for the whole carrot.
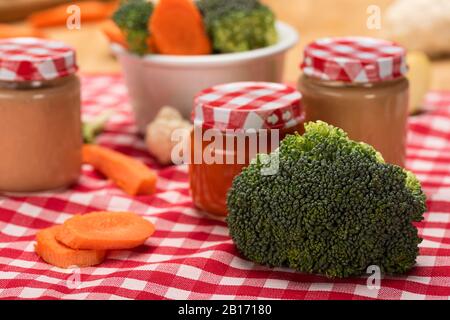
[0,23,45,39]
[28,1,119,28]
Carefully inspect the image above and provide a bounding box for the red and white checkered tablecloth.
[0,75,449,300]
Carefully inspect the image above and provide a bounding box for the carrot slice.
[150,0,212,55]
[82,144,157,196]
[0,23,46,39]
[35,226,106,268]
[56,212,155,250]
[28,1,118,28]
[100,20,128,48]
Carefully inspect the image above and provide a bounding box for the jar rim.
[0,74,77,90]
[301,73,408,88]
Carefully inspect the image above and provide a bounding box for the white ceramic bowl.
[112,21,299,133]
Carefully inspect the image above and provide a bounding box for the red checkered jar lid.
[193,82,303,131]
[301,37,408,84]
[0,37,78,82]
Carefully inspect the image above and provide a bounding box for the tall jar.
[0,38,82,192]
[189,82,305,217]
[298,37,409,167]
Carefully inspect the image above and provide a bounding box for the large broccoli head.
[197,0,278,53]
[113,0,154,55]
[227,121,427,278]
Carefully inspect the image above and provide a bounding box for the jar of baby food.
[298,37,409,167]
[189,82,304,217]
[0,38,82,192]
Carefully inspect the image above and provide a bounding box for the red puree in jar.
[298,37,409,167]
[0,38,81,192]
[189,82,305,217]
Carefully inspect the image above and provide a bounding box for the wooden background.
[2,0,449,90]
[267,0,450,90]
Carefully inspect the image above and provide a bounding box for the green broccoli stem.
[82,110,115,144]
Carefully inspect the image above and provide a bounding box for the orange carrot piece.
[147,36,159,54]
[82,144,157,196]
[28,1,118,28]
[35,226,106,268]
[56,212,156,250]
[100,20,128,48]
[150,0,212,55]
[0,23,46,39]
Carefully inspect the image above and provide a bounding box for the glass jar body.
[189,124,304,217]
[0,75,82,192]
[298,75,409,167]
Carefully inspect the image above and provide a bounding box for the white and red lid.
[301,37,408,83]
[193,82,303,131]
[0,37,78,82]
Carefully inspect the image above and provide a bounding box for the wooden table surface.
[29,0,450,90]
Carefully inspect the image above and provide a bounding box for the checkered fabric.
[301,37,408,83]
[193,82,303,130]
[0,74,449,300]
[0,37,77,82]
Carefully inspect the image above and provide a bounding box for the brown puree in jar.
[299,75,409,166]
[0,75,82,192]
[299,37,410,167]
[0,37,82,192]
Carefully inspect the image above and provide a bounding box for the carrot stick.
[150,0,212,55]
[56,212,156,250]
[82,144,157,196]
[35,226,106,268]
[100,20,128,48]
[0,23,46,39]
[28,1,119,28]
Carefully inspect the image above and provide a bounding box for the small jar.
[189,82,305,217]
[298,37,409,167]
[0,38,81,192]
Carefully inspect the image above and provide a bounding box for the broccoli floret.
[227,121,427,278]
[197,0,278,53]
[113,0,153,55]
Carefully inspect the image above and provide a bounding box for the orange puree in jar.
[189,82,304,217]
[0,38,81,192]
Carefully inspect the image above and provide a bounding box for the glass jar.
[0,38,81,192]
[189,82,304,217]
[189,123,303,217]
[298,37,409,167]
